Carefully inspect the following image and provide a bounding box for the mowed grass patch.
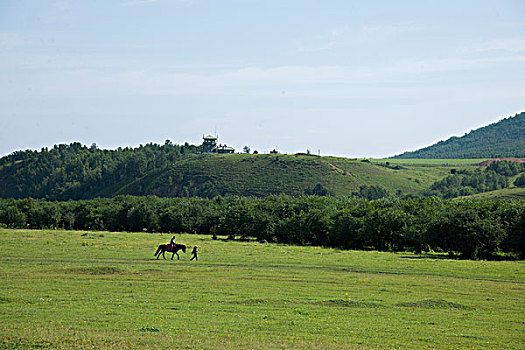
[0,228,523,349]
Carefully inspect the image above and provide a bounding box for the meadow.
[0,229,523,349]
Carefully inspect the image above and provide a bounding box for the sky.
[1,0,524,158]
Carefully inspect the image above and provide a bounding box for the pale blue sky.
[1,0,524,157]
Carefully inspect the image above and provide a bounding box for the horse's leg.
[162,250,166,260]
[176,252,180,260]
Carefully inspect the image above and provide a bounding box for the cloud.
[123,0,161,5]
[3,54,523,104]
[122,0,192,5]
[1,30,524,103]
[357,21,419,42]
[386,55,525,76]
[0,32,36,49]
[296,21,419,52]
[459,38,525,55]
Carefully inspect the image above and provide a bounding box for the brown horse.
[154,244,186,260]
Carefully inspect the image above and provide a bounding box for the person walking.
[190,245,198,261]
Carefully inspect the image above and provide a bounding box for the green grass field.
[1,229,523,349]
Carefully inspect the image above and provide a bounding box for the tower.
[202,135,218,153]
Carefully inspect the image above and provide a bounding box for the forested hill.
[0,142,198,200]
[393,112,525,159]
[0,142,450,200]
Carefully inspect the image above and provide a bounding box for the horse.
[154,244,186,260]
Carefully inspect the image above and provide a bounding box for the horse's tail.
[154,245,163,256]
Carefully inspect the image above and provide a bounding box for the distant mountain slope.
[393,112,525,159]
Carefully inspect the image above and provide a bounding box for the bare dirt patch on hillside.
[475,158,525,166]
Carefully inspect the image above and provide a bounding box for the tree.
[424,206,505,259]
[330,209,365,249]
[243,146,251,154]
[305,183,329,196]
[353,185,389,200]
[515,173,525,188]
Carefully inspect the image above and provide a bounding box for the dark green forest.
[0,195,523,259]
[0,141,199,200]
[393,112,525,159]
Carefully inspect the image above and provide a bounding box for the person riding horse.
[155,243,186,260]
[170,236,176,251]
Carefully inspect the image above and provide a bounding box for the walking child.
[190,245,198,261]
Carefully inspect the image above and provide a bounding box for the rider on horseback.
[170,236,176,251]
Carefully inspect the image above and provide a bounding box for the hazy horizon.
[1,1,524,158]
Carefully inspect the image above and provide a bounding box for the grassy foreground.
[0,229,523,349]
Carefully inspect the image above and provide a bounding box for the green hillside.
[2,138,523,200]
[462,187,525,200]
[0,144,455,199]
[393,112,525,159]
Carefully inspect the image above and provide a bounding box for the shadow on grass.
[63,266,122,275]
[400,254,456,260]
[1,336,53,349]
[401,253,521,261]
[316,300,386,308]
[396,299,473,310]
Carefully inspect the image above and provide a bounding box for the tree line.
[1,195,523,259]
